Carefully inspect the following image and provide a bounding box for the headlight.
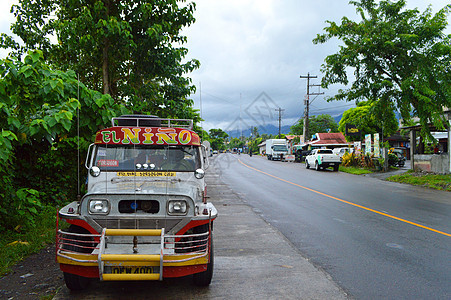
[89,199,110,214]
[168,200,188,215]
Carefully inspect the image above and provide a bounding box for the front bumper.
[56,225,212,280]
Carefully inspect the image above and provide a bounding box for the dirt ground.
[0,244,63,300]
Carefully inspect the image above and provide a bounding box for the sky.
[0,0,449,134]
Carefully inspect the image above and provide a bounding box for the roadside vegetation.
[0,0,200,277]
[0,207,56,276]
[387,170,451,192]
[339,166,373,175]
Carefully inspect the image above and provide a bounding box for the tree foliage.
[290,114,339,137]
[314,0,451,139]
[2,0,200,121]
[338,100,398,142]
[208,128,228,150]
[0,50,129,231]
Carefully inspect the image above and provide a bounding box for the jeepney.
[56,115,217,290]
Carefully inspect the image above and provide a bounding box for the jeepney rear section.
[56,116,217,289]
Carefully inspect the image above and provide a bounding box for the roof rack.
[112,115,193,130]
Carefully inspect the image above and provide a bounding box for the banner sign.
[354,141,361,152]
[373,133,380,157]
[95,127,201,146]
[345,124,360,136]
[365,134,372,154]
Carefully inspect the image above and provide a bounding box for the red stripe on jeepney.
[60,264,99,278]
[163,264,208,278]
[174,219,213,240]
[66,219,99,236]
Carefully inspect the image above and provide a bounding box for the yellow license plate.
[111,266,153,274]
[117,171,176,177]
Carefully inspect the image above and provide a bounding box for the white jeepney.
[56,115,217,290]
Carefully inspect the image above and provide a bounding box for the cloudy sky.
[1,0,449,133]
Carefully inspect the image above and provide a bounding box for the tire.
[63,271,90,291]
[315,161,320,171]
[306,161,310,169]
[333,165,339,172]
[193,236,214,286]
[62,225,93,290]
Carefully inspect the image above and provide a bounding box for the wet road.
[216,153,451,299]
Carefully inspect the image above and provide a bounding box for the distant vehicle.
[305,148,341,171]
[213,150,218,154]
[292,145,311,162]
[389,148,406,167]
[332,147,352,159]
[266,139,288,161]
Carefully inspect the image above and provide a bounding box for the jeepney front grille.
[93,218,182,231]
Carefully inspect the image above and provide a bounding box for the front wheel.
[306,161,310,169]
[333,165,339,172]
[63,272,90,291]
[193,238,214,286]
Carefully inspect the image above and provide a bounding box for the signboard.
[354,141,361,152]
[365,134,371,155]
[345,124,360,136]
[95,127,201,146]
[373,133,380,158]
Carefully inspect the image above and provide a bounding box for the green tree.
[338,100,398,142]
[0,50,128,230]
[313,0,451,139]
[209,128,228,150]
[229,137,244,150]
[2,0,199,120]
[290,114,338,137]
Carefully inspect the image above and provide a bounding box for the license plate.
[110,266,153,274]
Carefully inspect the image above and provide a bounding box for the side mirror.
[195,169,205,179]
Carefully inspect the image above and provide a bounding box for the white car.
[305,149,341,171]
[332,147,352,159]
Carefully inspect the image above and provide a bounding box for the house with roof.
[302,132,348,150]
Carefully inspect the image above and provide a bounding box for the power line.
[275,107,285,138]
[299,73,324,142]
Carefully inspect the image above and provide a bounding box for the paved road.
[53,159,346,299]
[216,153,451,299]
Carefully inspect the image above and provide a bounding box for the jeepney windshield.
[94,145,200,172]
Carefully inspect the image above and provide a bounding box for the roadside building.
[303,132,348,150]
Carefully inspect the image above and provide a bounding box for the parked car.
[332,147,352,159]
[305,148,341,171]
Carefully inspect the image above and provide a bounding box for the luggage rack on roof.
[112,115,193,129]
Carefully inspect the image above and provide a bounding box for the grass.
[387,170,451,191]
[339,165,373,175]
[0,206,59,277]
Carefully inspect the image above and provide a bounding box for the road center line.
[238,159,450,237]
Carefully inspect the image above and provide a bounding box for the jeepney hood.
[88,177,202,199]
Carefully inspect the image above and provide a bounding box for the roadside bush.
[388,153,399,166]
[341,152,358,167]
[342,152,375,169]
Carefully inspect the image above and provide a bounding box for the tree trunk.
[102,39,110,95]
[102,0,110,95]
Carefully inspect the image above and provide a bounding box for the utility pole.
[275,107,285,138]
[300,73,324,143]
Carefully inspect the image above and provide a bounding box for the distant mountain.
[225,114,346,138]
[226,124,291,138]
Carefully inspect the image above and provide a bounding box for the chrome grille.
[93,218,182,231]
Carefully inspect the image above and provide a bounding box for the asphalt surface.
[53,159,348,299]
[217,154,450,299]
